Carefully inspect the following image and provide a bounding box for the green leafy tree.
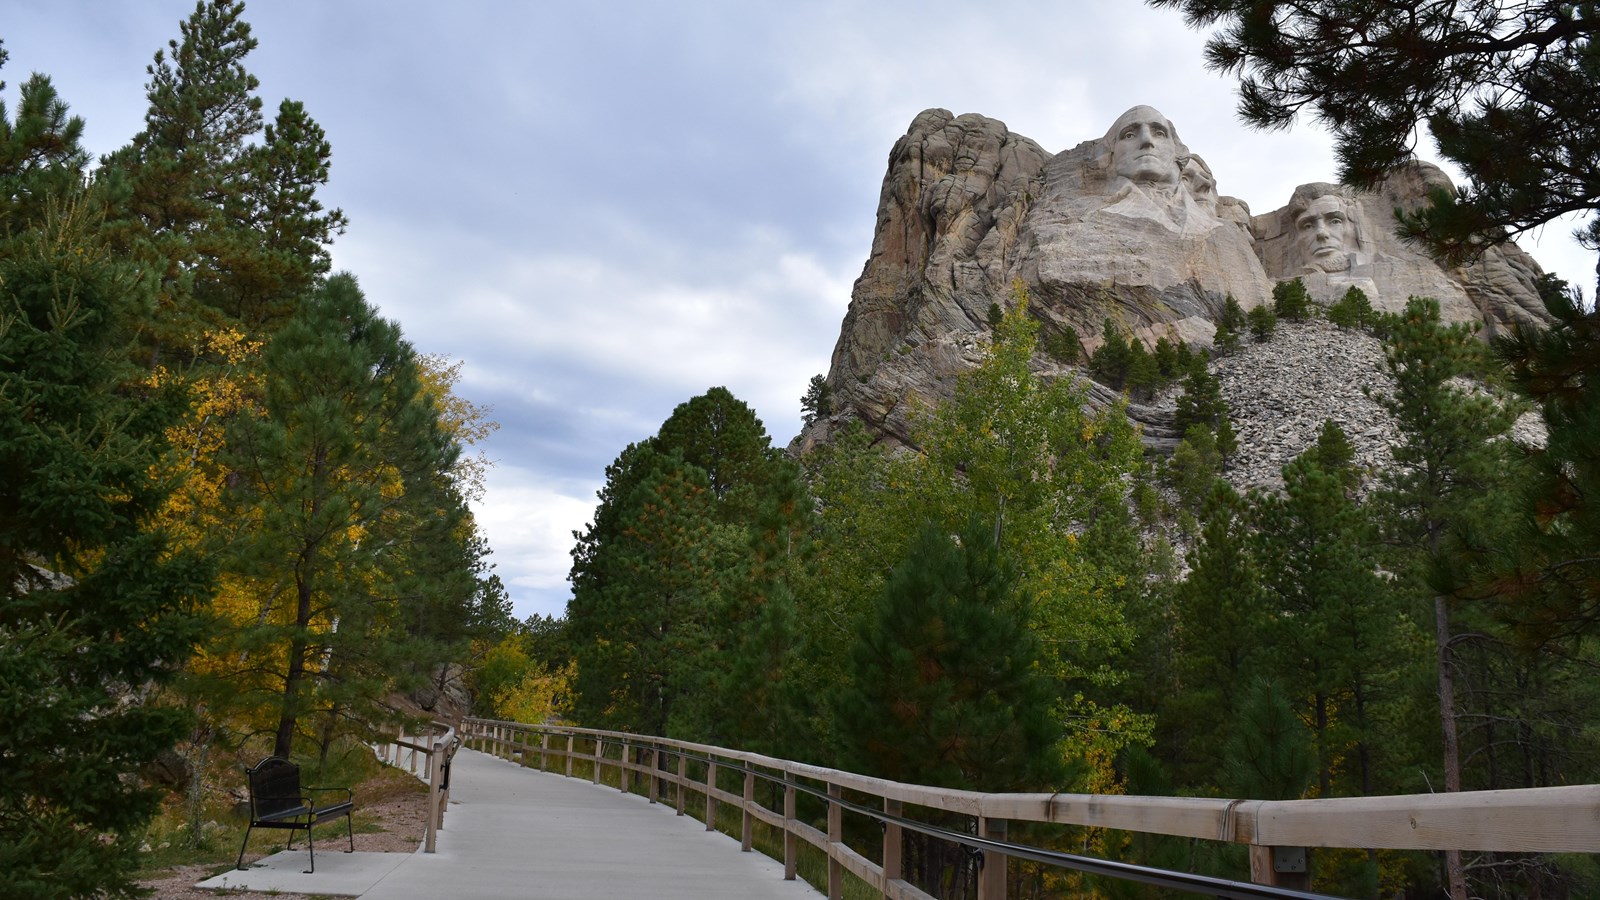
[1150,0,1600,285]
[0,196,210,899]
[805,297,1152,782]
[1272,277,1314,322]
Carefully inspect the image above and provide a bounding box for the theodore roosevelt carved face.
[1181,154,1217,212]
[1106,105,1181,186]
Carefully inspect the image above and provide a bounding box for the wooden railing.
[374,721,459,853]
[461,718,1598,899]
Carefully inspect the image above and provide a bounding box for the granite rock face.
[802,107,1552,453]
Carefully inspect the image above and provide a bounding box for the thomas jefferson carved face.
[1295,194,1355,272]
[1108,106,1180,186]
[1181,155,1216,211]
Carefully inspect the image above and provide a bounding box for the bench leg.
[346,813,355,853]
[236,823,255,870]
[306,825,316,874]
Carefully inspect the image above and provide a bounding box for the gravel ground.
[138,779,428,900]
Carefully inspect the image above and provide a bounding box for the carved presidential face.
[1181,157,1216,211]
[1109,107,1179,186]
[1295,194,1355,271]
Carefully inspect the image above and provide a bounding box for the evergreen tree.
[220,274,461,758]
[1175,366,1237,463]
[1221,679,1316,801]
[1371,296,1520,897]
[1214,294,1248,355]
[567,448,732,736]
[1248,303,1277,341]
[1491,275,1600,644]
[0,43,88,232]
[1163,482,1264,785]
[835,520,1062,791]
[1168,425,1223,513]
[1125,337,1162,400]
[1272,277,1314,321]
[0,195,209,899]
[1253,438,1395,796]
[1327,285,1374,330]
[1090,317,1134,389]
[1045,323,1083,364]
[800,373,831,426]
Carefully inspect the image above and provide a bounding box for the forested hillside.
[0,4,507,895]
[493,282,1600,899]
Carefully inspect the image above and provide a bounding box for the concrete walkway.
[215,747,822,899]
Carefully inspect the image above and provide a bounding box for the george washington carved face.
[1106,106,1181,187]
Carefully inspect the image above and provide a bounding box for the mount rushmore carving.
[807,105,1552,450]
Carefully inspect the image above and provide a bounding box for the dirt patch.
[138,779,428,899]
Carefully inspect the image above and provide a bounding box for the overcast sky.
[7,2,1591,620]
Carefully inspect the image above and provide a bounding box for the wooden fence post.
[565,733,575,777]
[649,746,659,804]
[705,761,718,832]
[783,772,797,881]
[882,798,902,896]
[539,731,549,771]
[593,739,603,785]
[828,782,843,900]
[676,753,687,816]
[620,740,631,794]
[741,769,755,851]
[979,816,1007,900]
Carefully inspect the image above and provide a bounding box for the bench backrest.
[246,756,303,819]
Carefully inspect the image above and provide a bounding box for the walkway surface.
[203,747,821,899]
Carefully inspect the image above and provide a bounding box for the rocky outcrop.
[802,107,1551,454]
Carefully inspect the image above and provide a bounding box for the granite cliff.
[800,106,1550,457]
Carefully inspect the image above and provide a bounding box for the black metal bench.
[236,756,354,873]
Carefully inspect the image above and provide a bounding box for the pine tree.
[1253,439,1394,796]
[1371,296,1520,898]
[1125,337,1162,400]
[220,274,461,758]
[835,520,1061,791]
[1090,317,1134,389]
[0,43,89,232]
[1272,277,1314,322]
[1328,285,1374,330]
[1164,482,1264,785]
[1213,294,1247,356]
[0,194,209,899]
[800,373,832,426]
[1248,303,1277,342]
[1490,275,1600,645]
